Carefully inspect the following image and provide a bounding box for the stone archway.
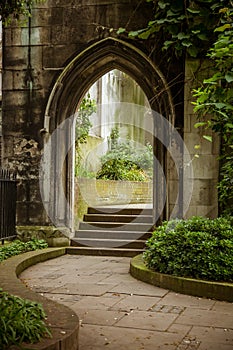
[41,37,175,233]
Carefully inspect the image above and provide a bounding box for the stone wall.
[2,0,155,226]
[1,1,219,229]
[75,178,152,227]
[183,59,219,218]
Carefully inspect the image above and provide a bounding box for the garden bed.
[0,248,79,350]
[130,254,233,302]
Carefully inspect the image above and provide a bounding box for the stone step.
[71,237,146,249]
[67,246,144,257]
[87,207,153,216]
[75,229,151,240]
[79,221,153,231]
[83,213,153,223]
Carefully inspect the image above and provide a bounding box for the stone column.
[183,59,219,218]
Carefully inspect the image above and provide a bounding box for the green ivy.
[193,6,233,214]
[143,216,233,281]
[118,0,231,58]
[0,0,46,26]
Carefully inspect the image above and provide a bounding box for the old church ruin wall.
[1,0,219,232]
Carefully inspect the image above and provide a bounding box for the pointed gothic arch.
[41,37,176,232]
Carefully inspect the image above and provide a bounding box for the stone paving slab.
[110,294,161,311]
[176,308,233,328]
[115,309,178,331]
[188,326,233,346]
[50,282,117,296]
[157,291,216,309]
[20,255,233,350]
[71,294,125,310]
[109,281,169,297]
[79,324,183,350]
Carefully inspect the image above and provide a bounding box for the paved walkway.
[20,255,233,350]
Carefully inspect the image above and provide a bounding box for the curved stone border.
[130,254,233,302]
[0,248,79,350]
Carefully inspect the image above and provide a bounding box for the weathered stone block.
[4,47,27,69]
[2,70,14,90]
[42,45,77,68]
[17,226,70,246]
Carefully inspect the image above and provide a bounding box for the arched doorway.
[41,37,175,234]
[74,69,154,228]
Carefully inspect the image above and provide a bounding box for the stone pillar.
[183,59,219,218]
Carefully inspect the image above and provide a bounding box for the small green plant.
[0,239,48,262]
[75,94,96,177]
[76,94,96,144]
[97,126,153,181]
[0,289,51,349]
[143,216,233,282]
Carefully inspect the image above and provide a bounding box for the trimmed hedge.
[143,216,233,282]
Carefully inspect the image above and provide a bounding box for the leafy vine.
[118,0,231,58]
[118,0,233,214]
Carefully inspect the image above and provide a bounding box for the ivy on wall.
[0,0,45,26]
[118,0,230,58]
[193,6,233,214]
[118,0,233,214]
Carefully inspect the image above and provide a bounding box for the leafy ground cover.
[0,239,48,262]
[0,239,51,348]
[143,216,233,282]
[0,289,51,349]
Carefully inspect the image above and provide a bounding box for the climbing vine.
[118,0,233,214]
[193,6,233,214]
[118,0,231,58]
[0,0,45,26]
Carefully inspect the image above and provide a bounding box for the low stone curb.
[0,248,79,350]
[130,254,233,302]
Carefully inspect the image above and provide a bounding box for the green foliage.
[97,127,153,181]
[76,167,96,179]
[76,94,96,144]
[0,289,51,349]
[0,0,45,26]
[193,7,233,214]
[119,0,231,58]
[75,94,96,177]
[0,239,48,262]
[143,216,233,282]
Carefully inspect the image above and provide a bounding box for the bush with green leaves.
[0,239,48,262]
[97,127,153,181]
[143,216,233,282]
[0,289,51,349]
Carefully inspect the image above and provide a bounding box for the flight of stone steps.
[70,206,154,257]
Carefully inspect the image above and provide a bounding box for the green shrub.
[0,289,51,349]
[143,216,233,282]
[0,239,48,262]
[97,139,153,181]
